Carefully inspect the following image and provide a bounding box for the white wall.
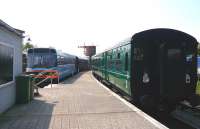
[0,27,22,113]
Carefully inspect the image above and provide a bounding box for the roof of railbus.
[28,48,56,53]
[28,48,77,58]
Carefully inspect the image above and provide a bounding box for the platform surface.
[0,72,167,129]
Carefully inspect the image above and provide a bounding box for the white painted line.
[45,84,59,88]
[91,73,169,129]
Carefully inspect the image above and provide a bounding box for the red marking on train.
[27,70,59,79]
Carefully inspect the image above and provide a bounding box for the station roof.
[0,19,24,38]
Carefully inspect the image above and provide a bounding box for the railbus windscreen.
[27,49,57,68]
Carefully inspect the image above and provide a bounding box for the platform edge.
[91,74,169,129]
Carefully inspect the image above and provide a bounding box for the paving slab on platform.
[0,72,167,129]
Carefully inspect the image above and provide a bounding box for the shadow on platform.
[0,99,55,129]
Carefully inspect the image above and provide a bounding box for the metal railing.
[30,70,59,95]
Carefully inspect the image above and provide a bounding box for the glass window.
[0,44,14,85]
[115,59,122,71]
[27,53,57,68]
[125,52,128,71]
[198,57,200,68]
[117,53,120,59]
[108,55,113,69]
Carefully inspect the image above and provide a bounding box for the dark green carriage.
[92,28,198,109]
[92,40,132,96]
[105,41,132,96]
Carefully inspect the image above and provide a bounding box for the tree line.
[22,42,35,53]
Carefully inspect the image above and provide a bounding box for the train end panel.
[131,28,198,110]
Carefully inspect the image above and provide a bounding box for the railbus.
[26,48,79,87]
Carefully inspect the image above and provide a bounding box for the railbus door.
[159,43,185,102]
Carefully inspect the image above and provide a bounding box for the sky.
[0,0,199,57]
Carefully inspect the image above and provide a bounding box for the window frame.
[0,41,15,88]
[125,52,128,71]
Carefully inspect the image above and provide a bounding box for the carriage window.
[134,48,143,61]
[186,54,193,62]
[125,53,128,71]
[117,53,120,59]
[108,55,113,69]
[167,49,181,60]
[116,59,122,71]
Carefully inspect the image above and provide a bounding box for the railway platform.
[0,72,167,129]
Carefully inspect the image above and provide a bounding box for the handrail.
[30,70,59,95]
[34,76,52,87]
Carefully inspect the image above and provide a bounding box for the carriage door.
[159,43,185,100]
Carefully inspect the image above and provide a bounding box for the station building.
[0,20,24,113]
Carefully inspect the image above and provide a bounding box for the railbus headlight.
[26,68,32,72]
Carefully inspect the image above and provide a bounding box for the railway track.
[148,110,196,129]
[111,88,197,129]
[119,91,198,129]
[131,100,200,129]
[170,103,200,129]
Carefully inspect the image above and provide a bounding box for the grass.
[196,80,200,95]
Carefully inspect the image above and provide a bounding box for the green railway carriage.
[92,28,198,110]
[92,40,132,96]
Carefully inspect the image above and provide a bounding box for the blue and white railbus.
[26,48,79,81]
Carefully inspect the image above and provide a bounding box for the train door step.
[123,95,132,102]
[171,105,200,129]
[101,80,110,85]
[111,87,119,93]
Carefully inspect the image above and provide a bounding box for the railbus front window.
[28,53,57,68]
